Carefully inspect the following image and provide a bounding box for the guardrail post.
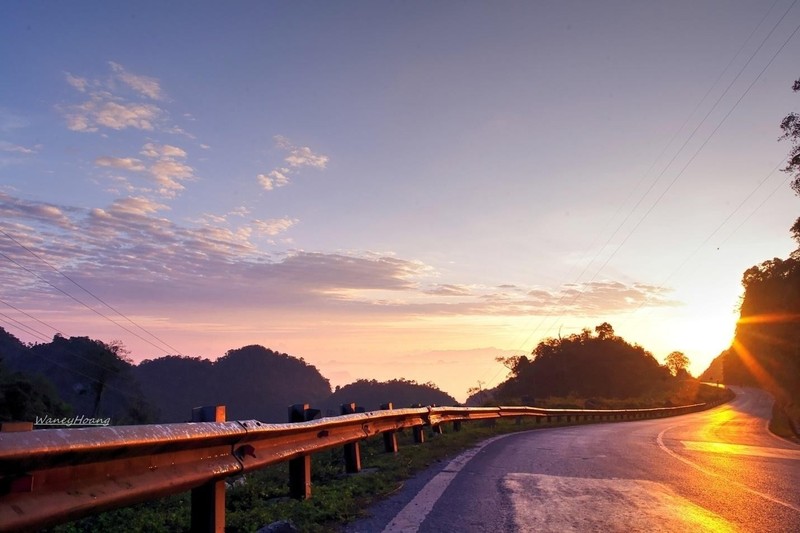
[381,403,399,453]
[410,403,425,443]
[341,403,362,473]
[288,404,313,499]
[190,405,226,533]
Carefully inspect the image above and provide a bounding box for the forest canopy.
[491,322,677,404]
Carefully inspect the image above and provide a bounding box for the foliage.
[493,323,675,403]
[780,77,800,195]
[0,328,152,424]
[134,345,332,423]
[719,75,800,438]
[0,361,72,422]
[321,378,457,414]
[49,417,562,533]
[664,351,690,377]
[724,256,800,428]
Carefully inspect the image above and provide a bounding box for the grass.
[49,385,733,532]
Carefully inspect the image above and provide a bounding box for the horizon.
[2,2,799,403]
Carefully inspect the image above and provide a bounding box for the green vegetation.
[48,391,733,533]
[486,322,695,407]
[323,378,457,415]
[135,346,332,422]
[722,76,800,440]
[47,418,534,532]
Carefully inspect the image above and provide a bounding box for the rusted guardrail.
[0,400,719,532]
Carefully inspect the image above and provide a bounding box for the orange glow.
[736,313,800,325]
[730,338,782,393]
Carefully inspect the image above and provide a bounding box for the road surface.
[347,387,800,532]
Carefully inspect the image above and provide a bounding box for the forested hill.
[134,345,332,422]
[724,256,800,432]
[1,331,460,424]
[475,323,707,408]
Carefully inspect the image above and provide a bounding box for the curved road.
[347,387,800,532]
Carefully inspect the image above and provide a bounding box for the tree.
[595,322,615,340]
[780,77,800,194]
[664,351,690,377]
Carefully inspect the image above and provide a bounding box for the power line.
[0,313,51,343]
[0,229,185,356]
[0,295,64,337]
[485,2,800,391]
[0,249,181,357]
[521,4,800,357]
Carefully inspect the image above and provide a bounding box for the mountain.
[134,345,332,423]
[1,330,153,423]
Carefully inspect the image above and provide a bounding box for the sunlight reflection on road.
[505,474,737,533]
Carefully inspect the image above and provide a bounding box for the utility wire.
[521,3,800,358]
[0,313,51,343]
[0,295,64,336]
[507,0,796,363]
[0,229,185,356]
[0,249,180,356]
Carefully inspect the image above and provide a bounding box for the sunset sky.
[2,1,800,401]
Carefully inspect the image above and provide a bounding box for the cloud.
[274,135,329,169]
[140,143,186,159]
[65,73,89,92]
[0,192,679,341]
[109,62,164,100]
[253,217,298,236]
[257,169,290,191]
[95,156,146,172]
[0,142,40,155]
[425,284,473,296]
[257,136,329,191]
[103,196,169,216]
[65,98,161,132]
[149,160,194,192]
[94,143,195,198]
[61,64,169,133]
[0,192,75,229]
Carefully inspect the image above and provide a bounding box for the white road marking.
[680,440,800,460]
[504,473,736,532]
[381,434,510,533]
[657,427,800,513]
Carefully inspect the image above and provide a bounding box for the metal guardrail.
[0,401,719,532]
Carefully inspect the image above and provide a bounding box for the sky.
[2,1,800,402]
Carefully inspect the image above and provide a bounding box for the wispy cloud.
[0,190,679,332]
[0,142,41,155]
[257,136,329,191]
[61,63,168,133]
[65,97,161,132]
[257,169,290,191]
[253,217,298,236]
[108,62,164,101]
[275,135,329,169]
[64,73,89,92]
[94,143,195,198]
[95,156,147,172]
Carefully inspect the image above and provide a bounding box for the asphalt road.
[346,387,800,532]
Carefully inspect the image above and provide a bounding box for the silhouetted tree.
[494,323,673,403]
[780,77,800,194]
[664,351,690,377]
[322,378,456,413]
